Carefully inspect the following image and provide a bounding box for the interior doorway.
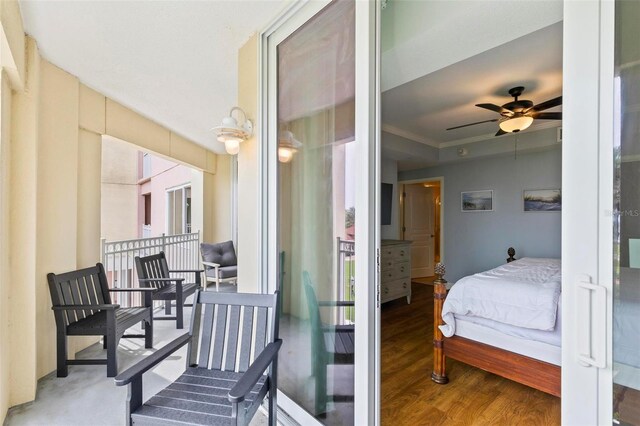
[400,178,443,280]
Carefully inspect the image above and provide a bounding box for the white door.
[563,1,640,425]
[404,184,435,277]
[261,1,379,425]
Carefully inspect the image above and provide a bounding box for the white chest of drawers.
[381,240,412,304]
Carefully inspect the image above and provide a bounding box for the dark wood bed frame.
[431,249,561,397]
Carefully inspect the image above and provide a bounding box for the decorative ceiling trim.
[438,121,562,148]
[381,124,440,148]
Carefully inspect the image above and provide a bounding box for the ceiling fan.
[446,86,562,136]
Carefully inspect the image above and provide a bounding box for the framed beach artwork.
[461,190,493,212]
[524,189,561,212]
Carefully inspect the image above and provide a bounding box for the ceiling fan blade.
[495,129,507,137]
[528,96,562,113]
[446,118,498,131]
[530,112,562,120]
[476,103,514,115]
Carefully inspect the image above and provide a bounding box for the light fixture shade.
[212,107,252,155]
[278,130,302,163]
[278,147,295,163]
[499,115,534,133]
[224,139,241,155]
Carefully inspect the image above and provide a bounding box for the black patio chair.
[134,251,203,329]
[115,289,281,426]
[48,263,154,377]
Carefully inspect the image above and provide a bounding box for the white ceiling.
[382,21,563,146]
[19,0,288,154]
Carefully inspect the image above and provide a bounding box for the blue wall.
[399,146,562,282]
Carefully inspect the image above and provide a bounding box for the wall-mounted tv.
[381,183,393,226]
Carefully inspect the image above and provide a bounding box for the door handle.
[576,274,606,368]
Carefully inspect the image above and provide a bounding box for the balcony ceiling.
[19,0,288,154]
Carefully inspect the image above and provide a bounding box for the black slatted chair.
[303,271,354,415]
[48,263,154,378]
[115,290,281,426]
[134,251,203,329]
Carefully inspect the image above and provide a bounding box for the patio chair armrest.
[52,304,119,311]
[321,325,354,333]
[138,277,185,283]
[169,269,205,274]
[318,301,355,307]
[201,261,220,268]
[114,333,192,386]
[108,288,156,293]
[228,339,282,404]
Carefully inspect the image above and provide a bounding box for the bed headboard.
[507,247,516,263]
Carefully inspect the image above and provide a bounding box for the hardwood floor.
[381,281,561,425]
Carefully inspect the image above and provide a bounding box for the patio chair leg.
[144,317,153,349]
[103,335,108,349]
[107,328,118,377]
[165,300,172,315]
[56,331,68,377]
[176,298,184,329]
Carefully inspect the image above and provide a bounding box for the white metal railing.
[101,231,200,307]
[337,237,355,324]
[142,224,152,238]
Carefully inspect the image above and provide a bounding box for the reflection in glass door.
[276,1,356,424]
[613,1,640,424]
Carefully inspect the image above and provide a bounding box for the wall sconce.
[213,107,253,155]
[278,130,302,163]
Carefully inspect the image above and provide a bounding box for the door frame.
[561,0,615,424]
[398,177,445,268]
[259,1,381,424]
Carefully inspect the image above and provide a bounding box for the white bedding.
[454,296,562,347]
[440,258,561,338]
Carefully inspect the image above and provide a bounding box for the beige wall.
[100,137,139,241]
[191,155,233,245]
[237,33,260,293]
[0,3,231,420]
[0,72,12,426]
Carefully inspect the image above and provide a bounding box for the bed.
[432,250,562,396]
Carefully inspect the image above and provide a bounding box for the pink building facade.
[137,152,194,238]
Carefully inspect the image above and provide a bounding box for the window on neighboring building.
[166,186,191,235]
[143,194,151,225]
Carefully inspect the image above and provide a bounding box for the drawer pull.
[399,250,405,256]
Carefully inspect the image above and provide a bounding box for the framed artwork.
[461,190,493,212]
[524,189,561,212]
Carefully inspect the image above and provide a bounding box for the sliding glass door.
[563,1,640,424]
[261,1,379,425]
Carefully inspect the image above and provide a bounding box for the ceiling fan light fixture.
[499,115,534,133]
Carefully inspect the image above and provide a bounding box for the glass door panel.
[276,1,356,424]
[613,1,640,424]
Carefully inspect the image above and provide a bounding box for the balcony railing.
[337,237,355,324]
[101,231,200,307]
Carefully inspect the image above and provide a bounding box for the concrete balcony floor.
[5,305,268,426]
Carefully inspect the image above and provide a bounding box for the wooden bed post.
[432,262,449,384]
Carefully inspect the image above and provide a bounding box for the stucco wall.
[101,137,139,241]
[237,33,260,293]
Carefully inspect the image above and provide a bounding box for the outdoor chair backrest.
[302,271,322,355]
[187,290,279,374]
[135,251,171,290]
[47,263,112,328]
